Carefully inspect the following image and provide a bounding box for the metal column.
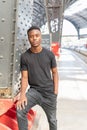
[44,0,64,45]
[0,0,17,97]
[12,0,34,96]
[0,0,34,97]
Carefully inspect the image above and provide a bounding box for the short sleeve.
[50,51,57,68]
[20,54,28,71]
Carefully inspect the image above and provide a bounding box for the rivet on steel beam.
[0,56,3,59]
[19,53,21,56]
[10,72,13,75]
[16,48,19,51]
[13,19,16,22]
[9,81,12,84]
[2,0,6,2]
[18,15,21,17]
[9,82,12,85]
[17,37,19,40]
[24,43,26,46]
[16,59,18,62]
[19,2,21,5]
[0,37,4,41]
[11,42,15,45]
[11,53,14,56]
[13,8,16,11]
[1,18,5,22]
[12,31,15,34]
[0,73,2,77]
[21,22,23,24]
[15,71,17,74]
[10,63,13,66]
[18,27,20,29]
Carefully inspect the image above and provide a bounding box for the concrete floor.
[31,48,87,130]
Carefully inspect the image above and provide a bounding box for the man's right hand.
[16,94,27,110]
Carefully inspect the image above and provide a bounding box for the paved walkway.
[31,48,87,130]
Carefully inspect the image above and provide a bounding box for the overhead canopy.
[32,0,87,34]
[64,0,87,30]
[32,0,46,27]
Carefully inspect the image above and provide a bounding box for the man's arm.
[51,67,59,95]
[17,70,28,110]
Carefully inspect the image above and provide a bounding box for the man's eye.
[36,35,39,37]
[30,36,33,38]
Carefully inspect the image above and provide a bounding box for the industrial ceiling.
[33,0,87,32]
[64,0,87,30]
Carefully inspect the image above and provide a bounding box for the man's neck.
[30,46,42,53]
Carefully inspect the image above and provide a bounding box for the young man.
[16,26,59,130]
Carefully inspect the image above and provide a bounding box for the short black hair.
[27,26,41,35]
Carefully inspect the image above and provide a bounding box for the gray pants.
[16,88,57,130]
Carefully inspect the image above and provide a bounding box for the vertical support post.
[0,0,17,97]
[44,0,64,56]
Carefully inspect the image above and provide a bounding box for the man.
[16,26,59,130]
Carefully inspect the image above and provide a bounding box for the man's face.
[28,29,42,47]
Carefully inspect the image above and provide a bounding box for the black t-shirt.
[20,48,57,92]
